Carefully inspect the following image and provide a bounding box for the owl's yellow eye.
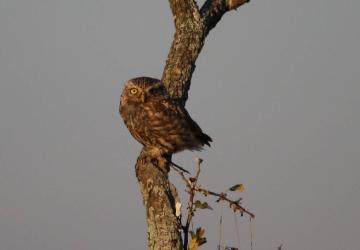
[129,88,138,95]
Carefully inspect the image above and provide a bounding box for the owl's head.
[121,77,167,104]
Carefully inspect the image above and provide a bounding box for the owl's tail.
[198,132,212,147]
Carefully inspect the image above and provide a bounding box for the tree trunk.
[134,1,250,249]
[136,151,182,250]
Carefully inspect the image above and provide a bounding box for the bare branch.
[182,158,204,250]
[200,0,250,35]
[196,187,255,218]
[172,158,254,219]
[171,161,191,174]
[161,18,205,104]
[170,164,192,188]
[163,1,204,104]
[168,0,201,27]
[163,0,249,104]
[194,158,203,180]
[171,158,254,249]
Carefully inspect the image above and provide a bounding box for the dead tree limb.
[134,1,250,249]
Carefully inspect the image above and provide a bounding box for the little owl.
[119,77,212,157]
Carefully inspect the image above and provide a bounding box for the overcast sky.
[0,0,359,250]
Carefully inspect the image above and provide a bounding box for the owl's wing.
[144,98,211,152]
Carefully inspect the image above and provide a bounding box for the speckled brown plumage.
[119,77,211,156]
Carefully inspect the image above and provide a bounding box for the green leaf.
[188,228,207,250]
[229,184,245,192]
[198,237,207,246]
[188,237,199,250]
[194,200,202,209]
[200,202,212,210]
[196,227,205,237]
[194,200,213,210]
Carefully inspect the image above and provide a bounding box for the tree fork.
[134,0,250,249]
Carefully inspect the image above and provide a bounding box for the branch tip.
[227,0,250,10]
[196,157,203,164]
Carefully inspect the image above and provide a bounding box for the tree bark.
[134,1,250,249]
[136,151,182,250]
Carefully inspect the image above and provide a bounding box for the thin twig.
[250,217,254,250]
[218,206,224,249]
[194,158,202,181]
[234,211,241,250]
[171,161,190,174]
[170,164,191,188]
[171,158,254,249]
[196,187,255,218]
[183,158,203,250]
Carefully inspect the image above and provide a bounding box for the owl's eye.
[129,88,138,95]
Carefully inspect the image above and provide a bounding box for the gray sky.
[0,0,359,249]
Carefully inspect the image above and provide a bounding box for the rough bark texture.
[162,0,205,105]
[134,0,250,249]
[136,151,182,250]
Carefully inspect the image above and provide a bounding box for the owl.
[119,77,212,157]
